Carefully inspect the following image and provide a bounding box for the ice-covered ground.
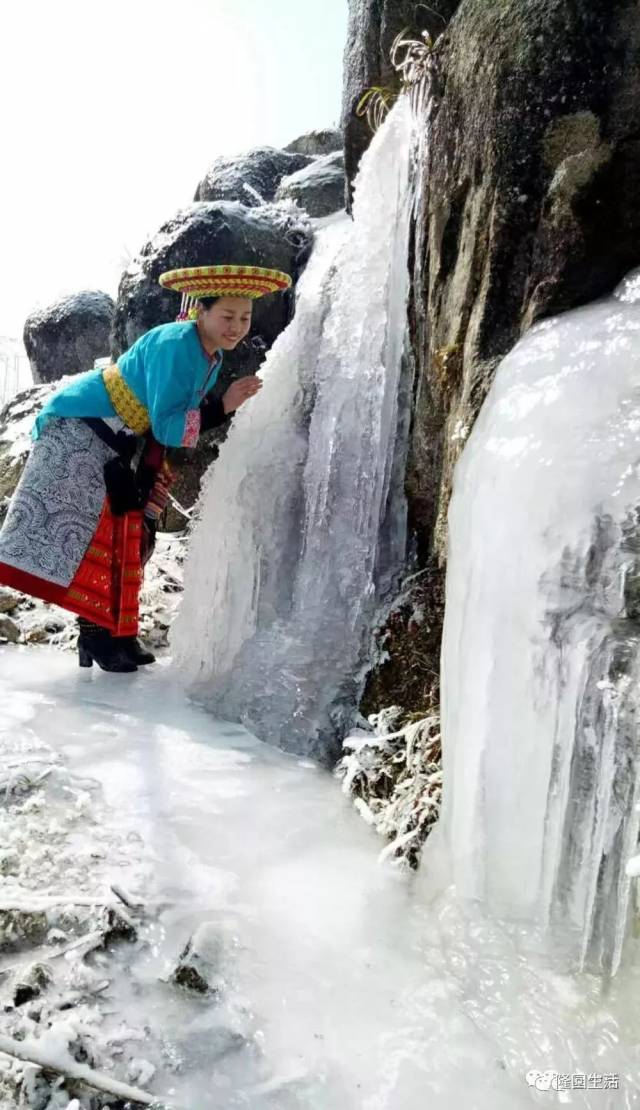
[1,647,639,1109]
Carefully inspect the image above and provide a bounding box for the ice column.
[172,97,416,761]
[437,273,640,973]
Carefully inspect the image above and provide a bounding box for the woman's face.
[199,296,253,351]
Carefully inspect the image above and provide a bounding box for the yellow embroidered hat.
[159,264,292,320]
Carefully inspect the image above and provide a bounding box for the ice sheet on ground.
[1,647,639,1108]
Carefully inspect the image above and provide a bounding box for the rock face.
[276,150,346,217]
[341,0,459,202]
[408,0,640,564]
[285,128,343,156]
[357,0,640,720]
[193,147,313,206]
[23,292,115,384]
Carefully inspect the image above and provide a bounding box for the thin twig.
[0,1032,160,1106]
[110,884,145,914]
[0,896,113,911]
[167,492,193,521]
[0,929,106,977]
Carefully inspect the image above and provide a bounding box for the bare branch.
[0,1032,161,1106]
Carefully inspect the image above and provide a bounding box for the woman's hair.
[198,296,220,310]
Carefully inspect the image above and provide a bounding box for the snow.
[277,150,344,191]
[0,382,54,460]
[1,647,639,1108]
[338,709,442,867]
[172,97,416,761]
[436,269,640,976]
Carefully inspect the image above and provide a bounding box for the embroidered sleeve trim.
[181,408,201,448]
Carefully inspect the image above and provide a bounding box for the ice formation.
[435,271,640,974]
[172,98,416,760]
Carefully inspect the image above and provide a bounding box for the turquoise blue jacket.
[33,321,223,448]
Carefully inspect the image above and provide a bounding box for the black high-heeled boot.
[77,619,138,673]
[120,636,156,665]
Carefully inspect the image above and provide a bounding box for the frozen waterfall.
[172,97,416,761]
[435,271,640,975]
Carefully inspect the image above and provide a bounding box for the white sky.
[0,0,348,339]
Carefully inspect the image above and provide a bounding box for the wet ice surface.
[1,648,640,1108]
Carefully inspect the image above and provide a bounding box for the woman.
[0,264,291,672]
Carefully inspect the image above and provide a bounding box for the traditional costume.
[0,265,291,669]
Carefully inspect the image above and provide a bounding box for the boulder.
[193,147,313,206]
[276,151,346,217]
[112,201,312,527]
[285,128,343,156]
[23,291,115,384]
[341,0,459,205]
[112,201,312,371]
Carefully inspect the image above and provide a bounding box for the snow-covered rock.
[276,150,345,217]
[112,200,312,385]
[23,292,115,384]
[0,615,20,643]
[193,146,313,206]
[171,923,227,996]
[285,128,343,156]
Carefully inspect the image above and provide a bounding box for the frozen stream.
[1,647,639,1108]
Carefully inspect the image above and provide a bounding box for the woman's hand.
[222,375,263,414]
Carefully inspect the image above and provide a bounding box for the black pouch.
[81,418,143,517]
[103,456,145,516]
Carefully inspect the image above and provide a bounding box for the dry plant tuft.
[356,26,441,133]
[355,86,398,134]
